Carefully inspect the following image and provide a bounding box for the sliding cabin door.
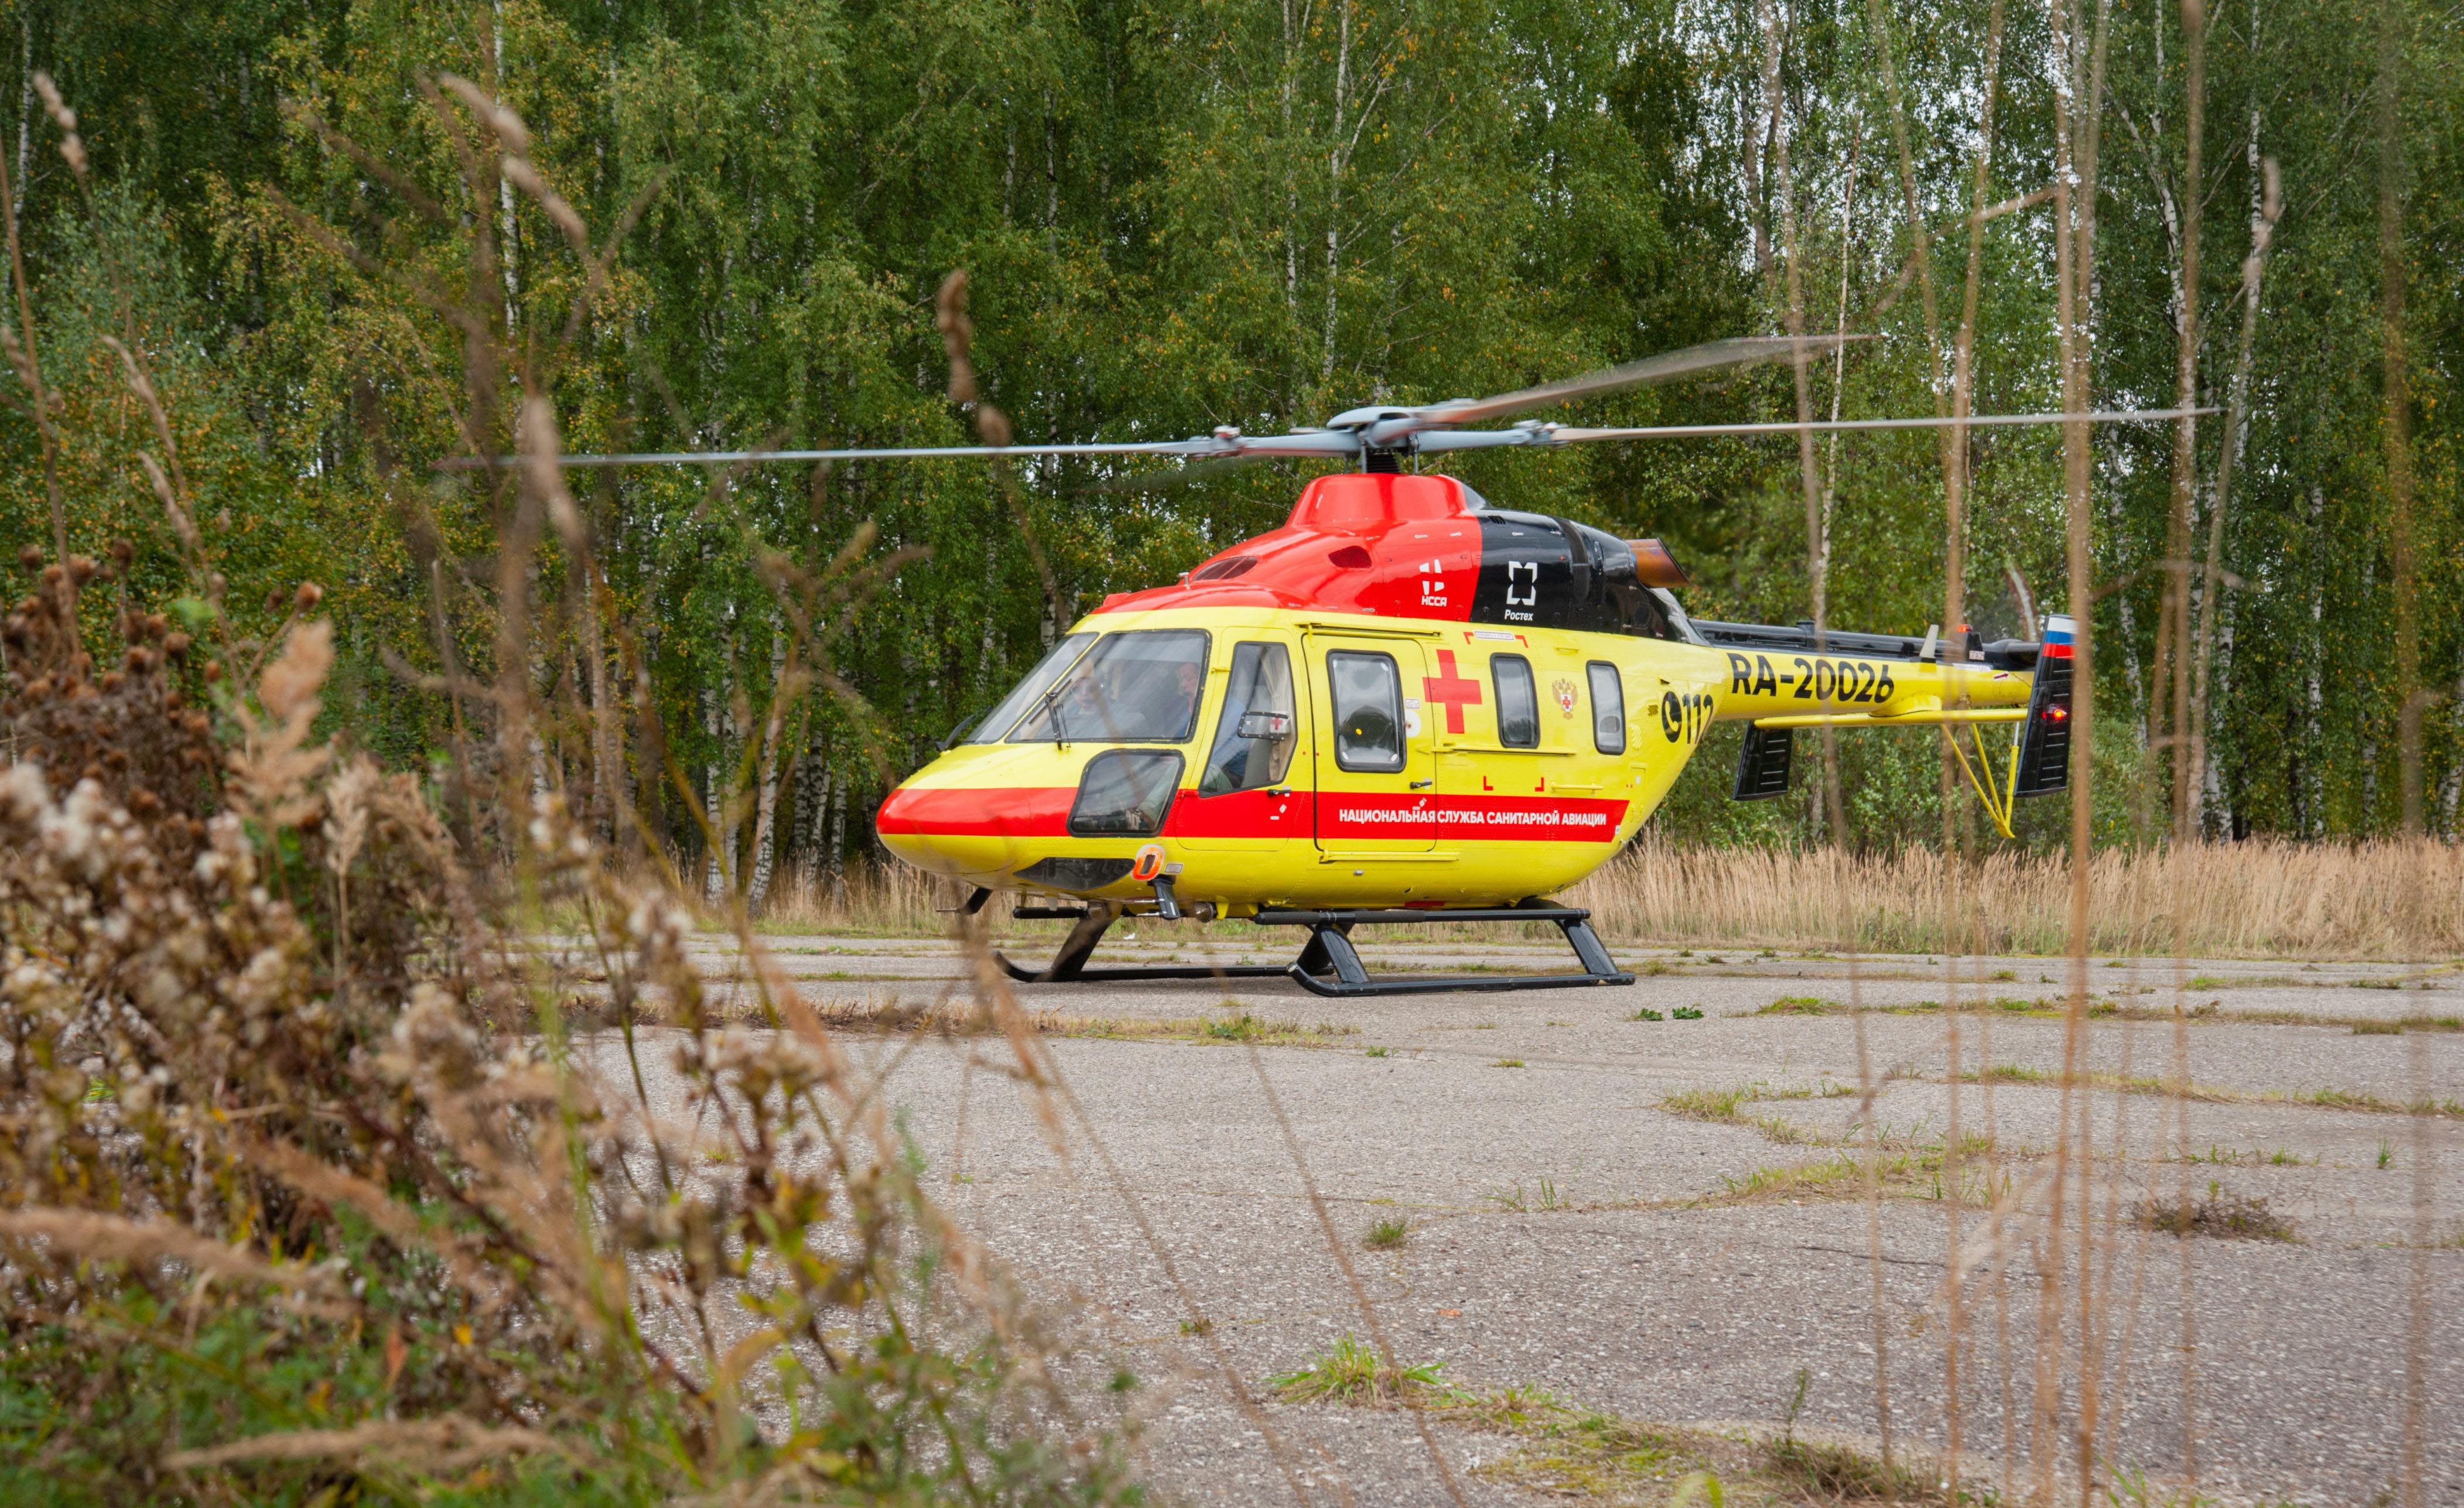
[1306,633,1437,854]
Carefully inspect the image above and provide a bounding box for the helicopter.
[521,336,2192,996]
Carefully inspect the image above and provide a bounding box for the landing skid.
[983,895,1635,996]
[1261,903,1635,996]
[991,902,1294,984]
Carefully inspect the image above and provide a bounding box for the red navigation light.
[2045,705,2069,721]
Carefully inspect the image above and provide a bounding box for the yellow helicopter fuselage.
[877,473,2048,914]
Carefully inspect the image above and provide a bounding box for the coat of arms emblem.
[1552,678,1579,716]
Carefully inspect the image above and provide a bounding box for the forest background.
[0,0,2455,904]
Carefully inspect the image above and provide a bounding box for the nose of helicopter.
[874,774,969,877]
[873,744,1084,885]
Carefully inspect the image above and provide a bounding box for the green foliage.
[0,1305,666,1507]
[0,0,2455,874]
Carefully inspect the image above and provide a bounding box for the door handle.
[1409,778,1433,789]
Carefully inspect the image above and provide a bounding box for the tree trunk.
[1759,0,1843,843]
[583,559,628,846]
[747,621,791,908]
[2161,0,2206,842]
[1930,2,2005,1490]
[2187,159,2280,834]
[827,774,848,890]
[631,622,665,863]
[1321,0,1352,387]
[702,685,726,901]
[799,746,832,887]
[1280,0,1300,360]
[2377,0,2421,835]
[2043,0,2115,1495]
[1863,0,1950,405]
[2302,486,2325,835]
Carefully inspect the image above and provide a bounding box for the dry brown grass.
[2132,1188,2300,1242]
[1567,837,2464,959]
[750,861,963,933]
[740,837,2463,960]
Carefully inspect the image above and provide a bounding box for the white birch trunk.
[747,623,790,908]
[827,776,847,888]
[1321,0,1351,386]
[583,560,627,844]
[702,686,727,901]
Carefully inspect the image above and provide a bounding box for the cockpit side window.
[1006,630,1211,744]
[1198,642,1298,795]
[961,632,1094,742]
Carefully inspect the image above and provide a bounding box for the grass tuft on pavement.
[2134,1186,2299,1242]
[1266,1335,1458,1407]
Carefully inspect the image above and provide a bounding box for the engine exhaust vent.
[1628,538,1691,589]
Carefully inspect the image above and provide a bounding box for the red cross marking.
[1423,648,1483,734]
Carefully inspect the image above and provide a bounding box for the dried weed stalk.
[0,552,1136,1504]
[0,67,1137,1507]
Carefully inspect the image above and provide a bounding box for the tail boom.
[1694,618,2039,724]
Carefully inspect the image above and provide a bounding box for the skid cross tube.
[1255,902,1635,996]
[992,898,1636,994]
[993,902,1293,983]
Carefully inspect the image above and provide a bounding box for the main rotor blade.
[1081,427,1373,491]
[434,436,1238,471]
[1216,431,1364,459]
[1414,334,1862,428]
[1534,406,2219,445]
[437,428,1362,471]
[1078,452,1290,494]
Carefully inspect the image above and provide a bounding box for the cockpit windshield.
[1006,630,1211,744]
[959,632,1095,743]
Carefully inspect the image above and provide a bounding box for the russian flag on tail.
[2042,614,2076,659]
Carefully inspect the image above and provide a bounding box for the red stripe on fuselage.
[876,785,1075,837]
[881,784,1629,843]
[1160,787,1308,837]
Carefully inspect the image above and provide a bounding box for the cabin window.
[1492,655,1539,748]
[1068,750,1184,836]
[1199,642,1298,795]
[1327,651,1406,772]
[1588,662,1626,754]
[1007,630,1211,744]
[962,632,1093,742]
